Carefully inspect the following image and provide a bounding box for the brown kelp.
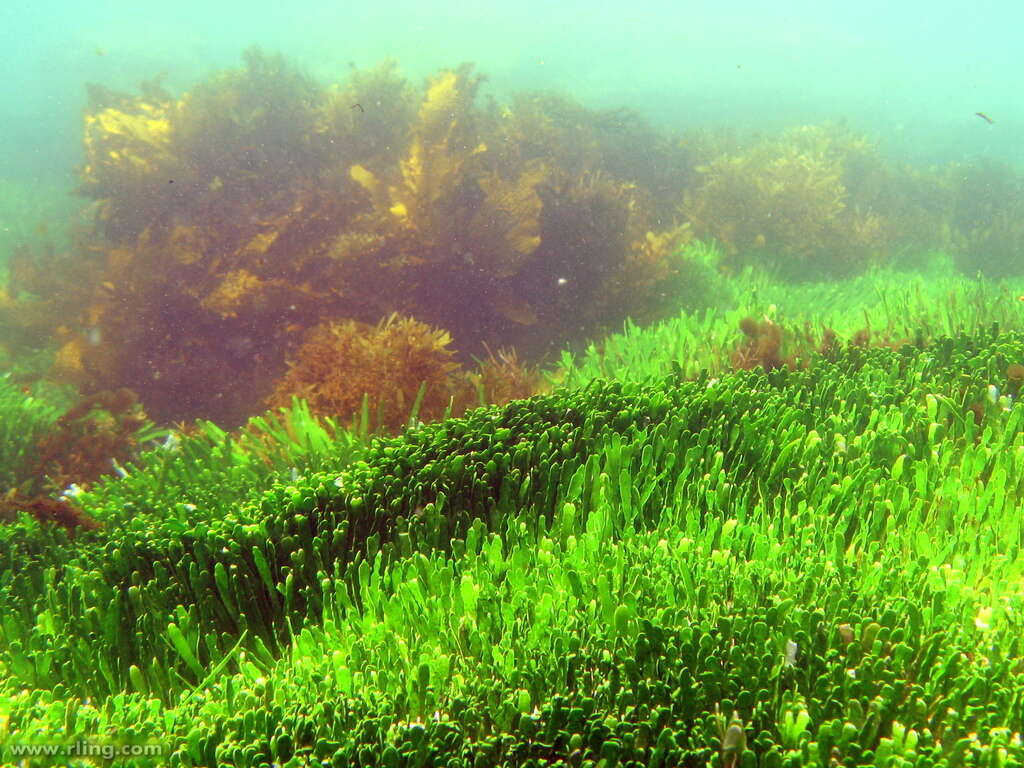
[682,123,948,278]
[267,313,544,433]
[7,52,690,425]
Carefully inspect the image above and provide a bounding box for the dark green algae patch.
[3,329,1024,766]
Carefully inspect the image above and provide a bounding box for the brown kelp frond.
[349,64,488,251]
[488,91,696,218]
[317,60,417,172]
[467,161,547,278]
[172,46,325,192]
[534,169,691,342]
[684,125,848,264]
[80,82,182,241]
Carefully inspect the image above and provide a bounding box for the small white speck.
[61,483,84,499]
[784,639,798,666]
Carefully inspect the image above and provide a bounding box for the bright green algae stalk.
[3,331,1024,766]
[558,254,1024,388]
[0,373,62,490]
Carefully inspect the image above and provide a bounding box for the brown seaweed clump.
[7,52,694,426]
[267,314,462,433]
[728,317,925,375]
[34,388,149,492]
[0,388,148,533]
[0,491,100,534]
[682,124,892,278]
[947,160,1024,278]
[731,316,784,370]
[1005,363,1024,399]
[267,314,545,433]
[455,347,548,413]
[39,51,360,423]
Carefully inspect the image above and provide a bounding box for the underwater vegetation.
[266,313,544,433]
[677,124,1024,284]
[681,124,955,280]
[2,50,691,427]
[947,160,1024,279]
[31,388,150,492]
[4,49,1024,431]
[6,40,1024,768]
[266,313,463,434]
[6,37,1024,768]
[2,327,1024,765]
[0,376,162,532]
[0,375,62,492]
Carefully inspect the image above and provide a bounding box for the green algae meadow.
[4,1,1024,763]
[2,260,1024,767]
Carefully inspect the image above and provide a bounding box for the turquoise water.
[1,0,1020,188]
